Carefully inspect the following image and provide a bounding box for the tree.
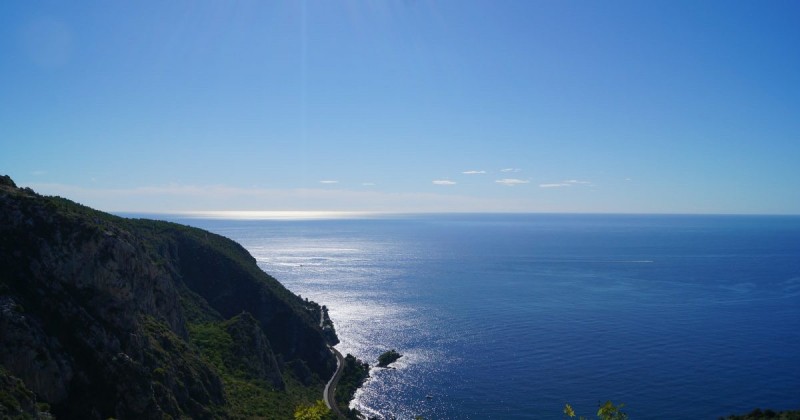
[597,401,628,420]
[294,400,331,420]
[563,401,628,420]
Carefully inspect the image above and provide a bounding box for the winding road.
[323,345,345,418]
[321,309,346,418]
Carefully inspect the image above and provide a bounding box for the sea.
[150,213,800,419]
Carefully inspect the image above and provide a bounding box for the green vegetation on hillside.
[335,354,370,419]
[0,366,51,419]
[188,314,325,418]
[0,176,338,419]
[294,400,334,420]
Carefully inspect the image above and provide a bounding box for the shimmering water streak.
[162,210,387,220]
[162,214,800,419]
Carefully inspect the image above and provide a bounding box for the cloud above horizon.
[539,180,593,188]
[319,180,339,184]
[495,178,529,186]
[462,170,486,175]
[500,168,521,173]
[432,180,457,186]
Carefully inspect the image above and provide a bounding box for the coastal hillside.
[0,175,337,419]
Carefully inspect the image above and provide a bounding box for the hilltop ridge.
[0,175,337,419]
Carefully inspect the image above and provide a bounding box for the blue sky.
[2,1,798,214]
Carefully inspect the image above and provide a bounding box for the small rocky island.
[377,349,402,368]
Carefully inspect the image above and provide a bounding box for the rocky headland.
[0,175,338,419]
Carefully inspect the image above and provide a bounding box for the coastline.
[319,305,361,419]
[172,214,800,419]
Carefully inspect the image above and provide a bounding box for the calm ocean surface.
[162,214,800,419]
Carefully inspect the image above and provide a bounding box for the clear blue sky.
[2,1,798,214]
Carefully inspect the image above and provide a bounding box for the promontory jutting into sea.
[172,212,800,419]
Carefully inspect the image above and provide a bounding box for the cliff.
[0,175,337,419]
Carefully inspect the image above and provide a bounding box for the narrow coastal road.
[323,346,345,418]
[320,309,346,418]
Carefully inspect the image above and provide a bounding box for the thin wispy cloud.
[539,180,594,188]
[500,168,521,173]
[462,170,486,175]
[319,180,339,184]
[495,178,529,186]
[432,180,457,186]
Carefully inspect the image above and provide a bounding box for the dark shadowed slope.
[0,175,337,419]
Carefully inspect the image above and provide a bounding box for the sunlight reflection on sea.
[163,214,800,419]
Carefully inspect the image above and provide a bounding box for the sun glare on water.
[175,210,384,220]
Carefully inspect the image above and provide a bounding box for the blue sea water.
[165,214,800,419]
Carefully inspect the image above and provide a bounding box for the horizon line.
[112,210,800,221]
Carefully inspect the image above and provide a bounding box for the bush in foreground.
[564,401,628,420]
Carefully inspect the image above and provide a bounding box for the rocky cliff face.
[0,175,337,419]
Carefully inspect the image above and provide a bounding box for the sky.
[1,1,799,214]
